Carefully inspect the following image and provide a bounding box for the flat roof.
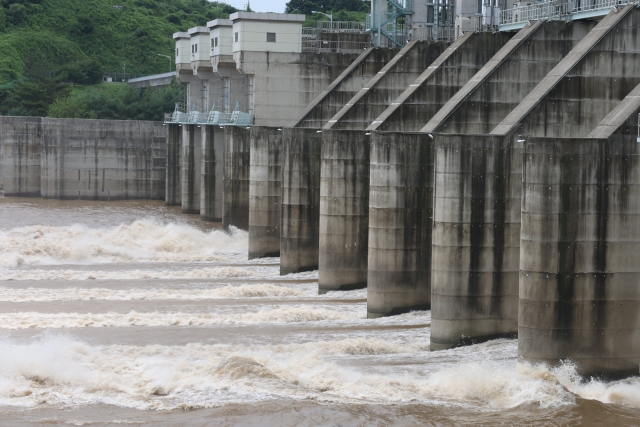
[230,12,305,23]
[207,19,232,29]
[188,26,210,36]
[173,32,190,40]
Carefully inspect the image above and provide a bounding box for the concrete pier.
[165,124,181,206]
[181,125,202,214]
[318,130,370,293]
[430,134,520,350]
[222,126,250,230]
[248,126,283,259]
[519,136,640,378]
[280,128,322,275]
[200,126,224,221]
[367,132,433,317]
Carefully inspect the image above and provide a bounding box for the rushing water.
[0,198,639,426]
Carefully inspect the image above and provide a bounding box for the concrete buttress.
[223,126,250,230]
[367,132,433,317]
[165,124,181,206]
[200,126,224,221]
[319,130,370,293]
[248,126,283,259]
[280,128,322,275]
[181,125,202,214]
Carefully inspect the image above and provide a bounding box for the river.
[0,198,638,426]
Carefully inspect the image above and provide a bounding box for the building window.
[191,44,198,53]
[176,48,179,56]
[215,37,218,47]
[235,32,238,42]
[267,32,276,43]
[211,38,214,49]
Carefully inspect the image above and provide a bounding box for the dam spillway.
[2,6,640,380]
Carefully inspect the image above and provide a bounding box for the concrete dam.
[2,6,640,381]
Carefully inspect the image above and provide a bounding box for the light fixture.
[316,130,322,133]
[428,133,433,139]
[365,132,371,136]
[277,128,282,131]
[517,135,526,143]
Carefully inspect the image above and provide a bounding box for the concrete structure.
[292,48,400,129]
[319,130,370,292]
[280,128,322,274]
[231,12,305,54]
[223,126,250,230]
[165,123,181,206]
[200,126,224,221]
[39,119,165,200]
[0,117,42,197]
[209,19,233,57]
[367,132,433,317]
[248,126,283,259]
[181,125,202,214]
[368,32,512,132]
[324,40,448,131]
[129,72,176,89]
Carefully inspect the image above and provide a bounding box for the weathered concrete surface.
[280,128,322,275]
[319,130,370,293]
[200,126,224,221]
[324,40,448,131]
[165,124,181,206]
[41,119,165,200]
[181,125,202,214]
[368,32,512,132]
[291,49,400,129]
[520,136,640,378]
[422,20,594,134]
[0,116,42,197]
[430,134,520,350]
[248,126,283,259]
[223,126,250,230]
[367,132,433,318]
[493,5,640,138]
[589,82,640,140]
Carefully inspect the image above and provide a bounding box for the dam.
[1,3,640,404]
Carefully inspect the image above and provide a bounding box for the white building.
[230,12,305,54]
[208,19,233,57]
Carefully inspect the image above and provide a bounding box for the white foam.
[0,221,247,267]
[0,266,270,281]
[0,306,363,329]
[0,284,303,301]
[0,336,636,412]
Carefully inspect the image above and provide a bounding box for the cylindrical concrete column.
[181,125,202,214]
[520,137,640,379]
[223,126,250,230]
[200,126,224,222]
[280,128,322,275]
[319,130,370,293]
[165,124,181,206]
[430,134,520,350]
[249,126,283,259]
[367,132,432,318]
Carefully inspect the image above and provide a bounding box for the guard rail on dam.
[3,4,640,379]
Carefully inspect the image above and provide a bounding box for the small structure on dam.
[3,0,640,380]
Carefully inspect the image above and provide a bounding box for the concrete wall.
[423,20,595,134]
[291,48,400,129]
[249,126,283,259]
[165,123,181,206]
[319,130,370,293]
[520,136,640,378]
[493,5,640,138]
[223,126,250,230]
[280,127,322,274]
[324,40,449,131]
[200,126,224,221]
[369,32,512,132]
[181,125,202,213]
[40,118,165,200]
[235,51,367,127]
[0,116,42,197]
[431,134,520,350]
[367,132,433,317]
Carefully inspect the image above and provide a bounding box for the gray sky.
[221,0,289,13]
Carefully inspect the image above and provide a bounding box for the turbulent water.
[0,198,639,426]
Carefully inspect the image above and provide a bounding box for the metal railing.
[501,1,567,26]
[571,0,628,14]
[412,25,457,41]
[302,40,372,52]
[317,20,367,32]
[164,102,254,126]
[302,27,318,38]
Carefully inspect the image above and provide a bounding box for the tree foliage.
[285,0,369,15]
